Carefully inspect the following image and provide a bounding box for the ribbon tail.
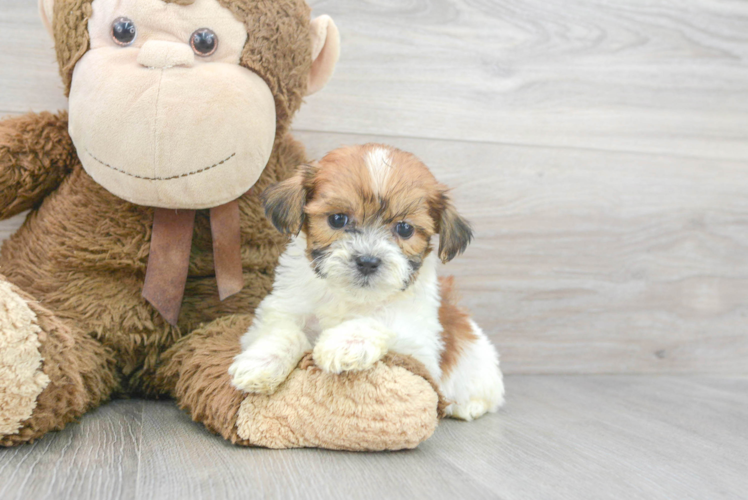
[142,208,196,326]
[210,200,244,301]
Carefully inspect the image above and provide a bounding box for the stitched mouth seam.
[84,149,236,181]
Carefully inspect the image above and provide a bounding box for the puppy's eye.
[190,28,218,56]
[111,17,137,46]
[395,222,414,239]
[328,214,349,229]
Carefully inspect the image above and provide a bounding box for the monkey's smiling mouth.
[84,149,237,181]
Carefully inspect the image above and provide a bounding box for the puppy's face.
[263,144,472,300]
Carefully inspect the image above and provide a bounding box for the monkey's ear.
[307,15,340,96]
[437,194,474,263]
[261,171,308,235]
[39,0,55,39]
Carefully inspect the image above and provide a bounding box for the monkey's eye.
[190,28,218,56]
[395,222,414,239]
[328,214,349,230]
[111,17,137,46]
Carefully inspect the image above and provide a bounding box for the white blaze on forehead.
[365,147,394,196]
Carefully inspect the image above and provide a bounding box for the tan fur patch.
[438,276,478,378]
[0,281,50,435]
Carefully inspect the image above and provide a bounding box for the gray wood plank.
[424,375,748,500]
[0,0,67,115]
[0,399,143,500]
[2,1,748,160]
[136,400,494,500]
[302,0,748,160]
[1,377,746,500]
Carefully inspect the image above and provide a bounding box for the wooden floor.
[1,376,746,500]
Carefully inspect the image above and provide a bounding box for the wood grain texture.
[429,375,748,500]
[1,377,746,500]
[0,1,67,115]
[300,0,748,160]
[136,401,493,499]
[0,400,143,500]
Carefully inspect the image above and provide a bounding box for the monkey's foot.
[0,280,50,437]
[160,316,442,451]
[236,354,439,451]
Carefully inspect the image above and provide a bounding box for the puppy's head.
[262,144,472,300]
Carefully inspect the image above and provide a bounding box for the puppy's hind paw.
[448,398,497,421]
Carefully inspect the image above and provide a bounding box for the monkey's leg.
[156,313,441,451]
[0,276,119,446]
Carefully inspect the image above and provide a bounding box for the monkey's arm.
[0,111,75,220]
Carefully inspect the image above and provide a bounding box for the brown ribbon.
[210,201,244,301]
[142,200,244,326]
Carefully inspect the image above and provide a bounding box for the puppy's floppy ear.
[435,192,473,263]
[261,166,313,235]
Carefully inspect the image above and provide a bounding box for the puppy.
[229,144,504,420]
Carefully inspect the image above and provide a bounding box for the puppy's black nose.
[355,255,381,276]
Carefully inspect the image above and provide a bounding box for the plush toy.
[0,0,443,450]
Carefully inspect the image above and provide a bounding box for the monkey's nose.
[137,40,195,69]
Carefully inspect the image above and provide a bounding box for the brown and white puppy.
[229,144,504,420]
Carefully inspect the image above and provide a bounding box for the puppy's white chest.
[313,300,384,328]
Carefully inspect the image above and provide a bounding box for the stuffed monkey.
[0,0,442,450]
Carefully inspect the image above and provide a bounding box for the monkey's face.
[54,0,338,209]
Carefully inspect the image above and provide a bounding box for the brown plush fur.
[0,0,442,448]
[156,314,255,443]
[0,112,77,217]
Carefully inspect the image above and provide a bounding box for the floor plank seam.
[291,128,748,163]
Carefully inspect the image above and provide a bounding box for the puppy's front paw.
[313,319,392,374]
[229,351,295,395]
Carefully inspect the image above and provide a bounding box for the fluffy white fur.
[365,147,394,196]
[229,233,505,421]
